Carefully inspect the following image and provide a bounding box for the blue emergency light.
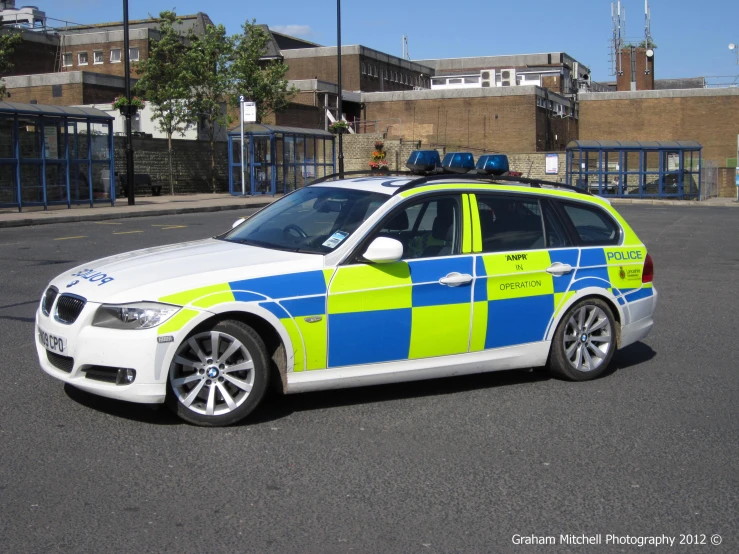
[476,154,510,175]
[441,152,475,174]
[406,150,441,174]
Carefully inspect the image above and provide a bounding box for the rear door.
[469,193,578,350]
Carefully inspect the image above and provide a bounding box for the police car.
[35,169,657,426]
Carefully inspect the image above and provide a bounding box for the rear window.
[560,202,620,246]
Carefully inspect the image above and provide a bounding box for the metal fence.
[700,160,719,200]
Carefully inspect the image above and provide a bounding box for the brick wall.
[7,39,57,76]
[113,136,229,194]
[285,54,361,92]
[579,92,739,164]
[718,167,737,198]
[61,38,149,78]
[7,83,84,105]
[364,95,539,152]
[342,133,421,172]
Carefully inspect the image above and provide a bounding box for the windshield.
[221,186,389,254]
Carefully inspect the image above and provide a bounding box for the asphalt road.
[0,206,737,553]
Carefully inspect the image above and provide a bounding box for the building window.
[372,65,377,77]
[110,48,121,63]
[77,52,88,65]
[93,50,104,64]
[361,62,366,75]
[52,84,62,98]
[129,47,139,61]
[62,53,72,67]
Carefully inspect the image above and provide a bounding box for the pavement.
[0,192,736,229]
[0,193,279,228]
[0,206,737,553]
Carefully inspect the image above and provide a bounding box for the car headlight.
[92,302,180,330]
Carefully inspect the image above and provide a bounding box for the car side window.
[560,202,620,246]
[374,195,461,259]
[475,195,545,253]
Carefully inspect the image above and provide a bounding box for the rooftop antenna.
[610,1,625,75]
[644,0,654,72]
[402,35,410,60]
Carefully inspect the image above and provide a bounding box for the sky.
[38,0,739,82]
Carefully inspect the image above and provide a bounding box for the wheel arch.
[546,288,624,347]
[186,305,293,394]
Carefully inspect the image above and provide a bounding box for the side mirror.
[362,237,403,264]
[232,218,245,229]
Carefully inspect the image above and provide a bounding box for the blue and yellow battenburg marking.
[155,183,653,373]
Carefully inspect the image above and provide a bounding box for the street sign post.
[239,97,257,196]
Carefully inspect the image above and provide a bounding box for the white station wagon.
[36,174,657,426]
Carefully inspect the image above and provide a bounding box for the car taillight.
[642,253,654,283]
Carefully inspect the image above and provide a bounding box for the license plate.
[37,327,67,355]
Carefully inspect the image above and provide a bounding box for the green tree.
[0,31,22,99]
[231,21,295,123]
[134,11,194,195]
[188,23,234,192]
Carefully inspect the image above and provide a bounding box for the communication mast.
[644,0,654,72]
[610,1,626,76]
[402,35,410,60]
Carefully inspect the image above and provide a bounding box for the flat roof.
[0,101,113,119]
[567,140,701,150]
[228,123,333,137]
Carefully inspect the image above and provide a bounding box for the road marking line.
[113,230,144,235]
[150,224,169,227]
[160,225,187,229]
[94,221,122,225]
[54,236,87,241]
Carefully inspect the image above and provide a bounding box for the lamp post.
[123,0,135,205]
[336,0,344,178]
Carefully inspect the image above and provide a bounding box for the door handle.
[439,272,473,287]
[546,263,573,276]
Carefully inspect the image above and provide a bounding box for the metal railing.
[349,118,402,137]
[700,160,719,200]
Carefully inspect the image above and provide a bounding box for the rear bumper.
[620,286,658,348]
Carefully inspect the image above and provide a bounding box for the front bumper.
[35,303,174,404]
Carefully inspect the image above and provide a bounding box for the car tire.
[166,319,270,426]
[547,297,617,381]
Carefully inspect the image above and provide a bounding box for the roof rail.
[308,170,591,197]
[309,170,415,185]
[391,173,592,196]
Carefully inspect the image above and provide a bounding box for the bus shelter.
[0,102,115,212]
[228,124,335,196]
[565,140,702,199]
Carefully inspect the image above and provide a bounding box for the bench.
[118,173,162,197]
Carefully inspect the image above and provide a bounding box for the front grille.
[42,286,58,316]
[47,350,74,373]
[82,366,118,383]
[55,294,86,324]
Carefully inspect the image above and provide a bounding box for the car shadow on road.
[600,341,657,377]
[62,341,656,427]
[249,341,658,425]
[63,384,181,425]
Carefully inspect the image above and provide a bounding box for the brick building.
[283,45,433,93]
[4,71,129,105]
[579,88,739,164]
[363,86,577,153]
[417,52,603,96]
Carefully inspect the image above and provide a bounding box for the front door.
[326,194,474,367]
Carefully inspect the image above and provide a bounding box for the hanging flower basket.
[113,96,145,117]
[329,120,349,134]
